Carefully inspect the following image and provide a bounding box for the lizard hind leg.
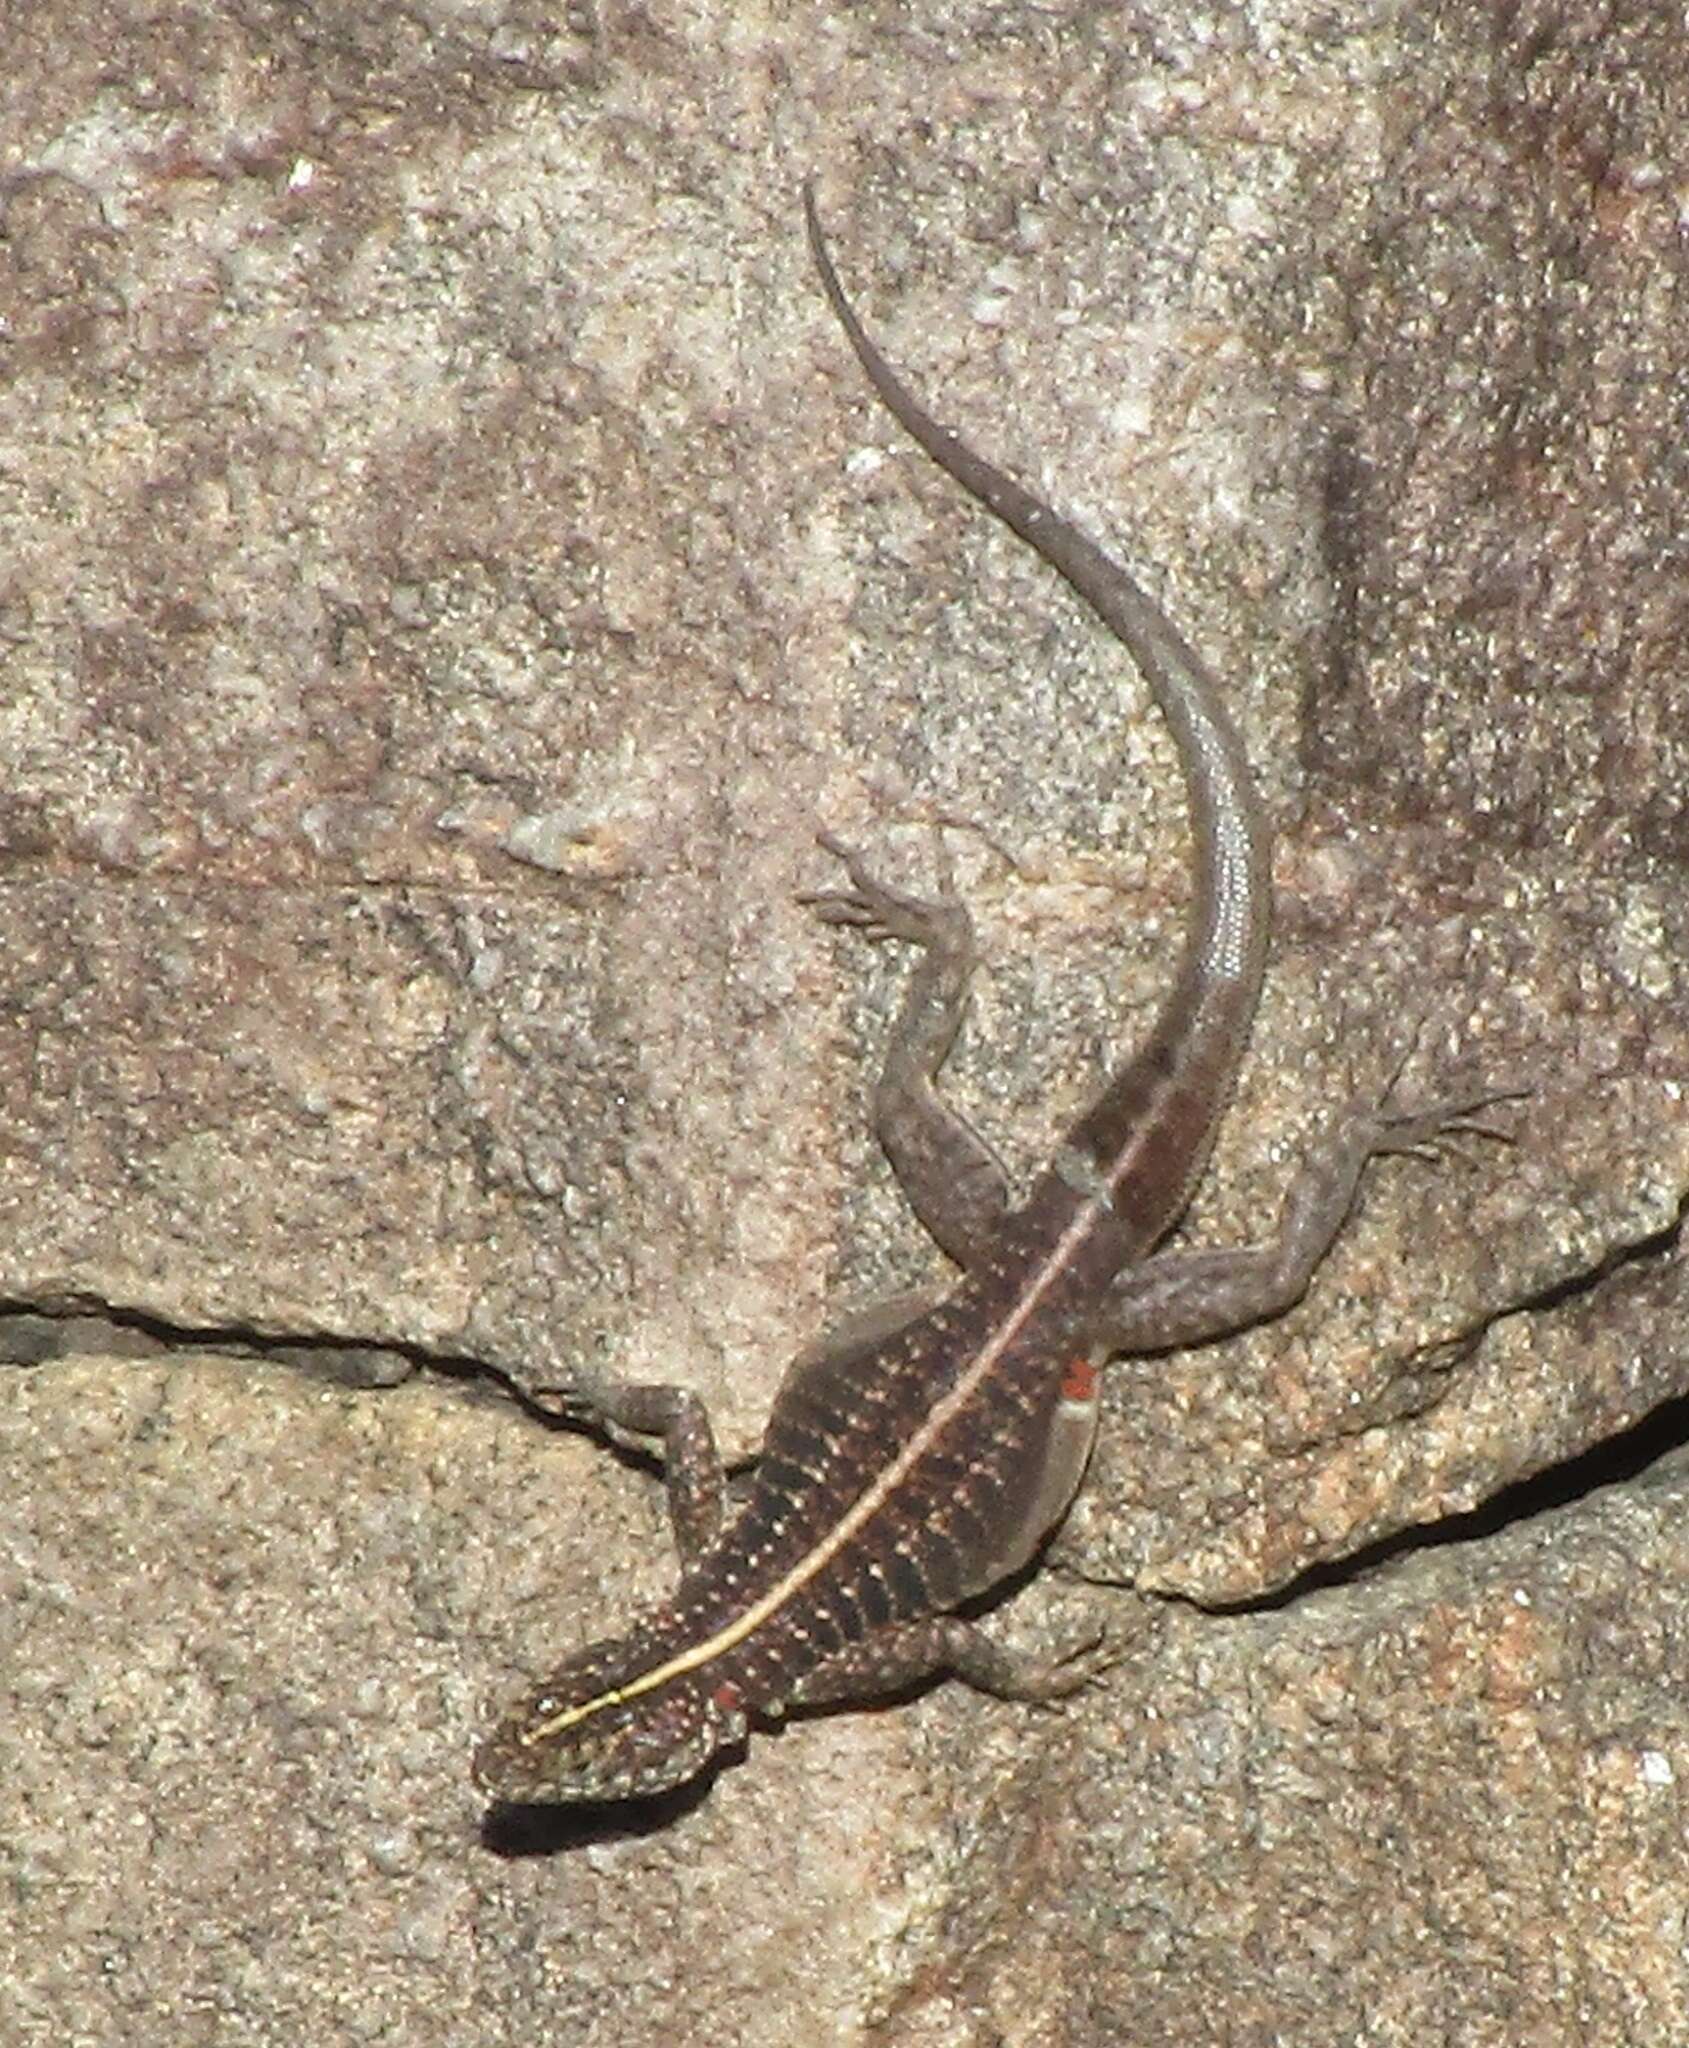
[1090,1070,1525,1355]
[802,830,1013,1269]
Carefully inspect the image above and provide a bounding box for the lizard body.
[472,186,1501,1806]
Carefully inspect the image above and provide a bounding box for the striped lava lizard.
[471,184,1507,1807]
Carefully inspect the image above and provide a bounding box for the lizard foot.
[1357,1073,1529,1168]
[1004,1625,1125,1706]
[799,830,971,952]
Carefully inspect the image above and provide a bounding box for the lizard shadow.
[478,1766,724,1855]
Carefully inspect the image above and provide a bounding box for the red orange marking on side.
[1060,1355,1099,1403]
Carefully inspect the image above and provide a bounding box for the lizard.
[471,183,1508,1806]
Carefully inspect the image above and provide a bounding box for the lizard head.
[472,1630,749,1806]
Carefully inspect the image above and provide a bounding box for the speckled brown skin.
[472,187,1506,1808]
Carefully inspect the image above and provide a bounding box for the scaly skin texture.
[472,186,1509,1808]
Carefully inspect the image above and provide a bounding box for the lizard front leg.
[786,1614,1113,1711]
[538,1376,726,1567]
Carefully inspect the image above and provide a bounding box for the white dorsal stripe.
[519,1185,1116,1746]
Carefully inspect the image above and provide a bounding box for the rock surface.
[3,1,1684,2042]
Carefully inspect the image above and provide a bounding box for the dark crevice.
[0,1291,493,1394]
[1501,1194,1685,1317]
[1215,1195,1689,1608]
[1308,1197,1687,1450]
[1217,1382,1689,1615]
[10,1192,1685,1598]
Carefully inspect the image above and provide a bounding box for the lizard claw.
[528,1380,600,1427]
[1364,1081,1530,1165]
[1026,1625,1122,1704]
[798,829,968,949]
[1358,1010,1529,1163]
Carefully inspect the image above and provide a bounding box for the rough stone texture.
[2,1,1684,2043]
